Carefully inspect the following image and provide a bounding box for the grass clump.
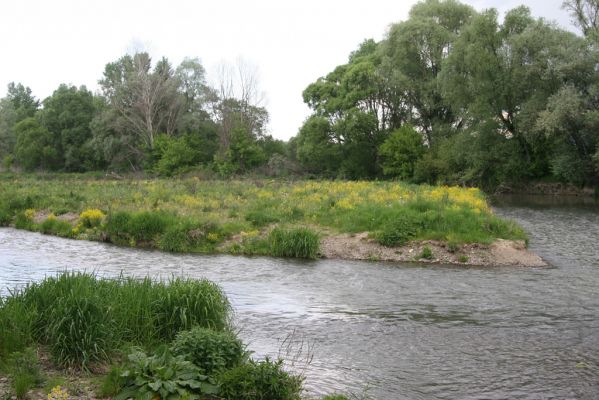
[0,272,230,370]
[269,227,319,259]
[375,212,422,246]
[171,326,247,375]
[40,216,74,238]
[218,357,303,400]
[419,246,433,260]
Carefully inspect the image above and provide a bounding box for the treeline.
[2,0,599,189]
[0,55,287,176]
[291,0,599,188]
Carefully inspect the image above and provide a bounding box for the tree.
[40,84,96,171]
[440,6,593,181]
[294,116,341,176]
[14,117,59,171]
[0,83,39,158]
[379,0,475,143]
[99,52,183,151]
[536,85,599,184]
[563,0,599,39]
[379,125,425,179]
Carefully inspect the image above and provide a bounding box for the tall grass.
[0,272,231,369]
[269,227,320,259]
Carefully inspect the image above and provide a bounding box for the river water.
[0,196,598,399]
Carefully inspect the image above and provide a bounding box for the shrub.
[419,246,433,260]
[40,217,73,238]
[106,211,172,245]
[171,327,247,375]
[128,211,171,243]
[115,347,218,400]
[105,211,132,245]
[78,209,105,228]
[269,227,319,259]
[218,357,303,400]
[14,210,34,230]
[376,213,422,246]
[158,223,192,252]
[158,221,222,253]
[0,207,11,226]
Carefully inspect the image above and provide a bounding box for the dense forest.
[1,0,598,189]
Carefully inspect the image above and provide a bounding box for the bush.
[78,209,105,228]
[171,327,247,375]
[14,210,35,230]
[115,347,218,400]
[105,211,132,245]
[419,246,433,260]
[218,358,303,400]
[158,221,223,253]
[106,211,172,245]
[268,227,320,259]
[0,207,11,226]
[40,216,74,238]
[376,213,422,246]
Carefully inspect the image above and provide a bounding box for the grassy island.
[0,173,528,263]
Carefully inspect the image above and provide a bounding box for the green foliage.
[115,347,218,400]
[321,396,350,400]
[419,246,433,260]
[40,84,97,172]
[0,207,11,226]
[268,227,320,259]
[246,208,281,227]
[379,125,425,179]
[152,134,202,176]
[171,326,247,375]
[40,217,74,238]
[6,348,45,398]
[1,273,231,369]
[14,117,59,171]
[99,365,126,397]
[106,211,172,245]
[376,212,422,246]
[0,298,35,357]
[218,357,303,400]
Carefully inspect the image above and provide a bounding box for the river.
[0,196,598,399]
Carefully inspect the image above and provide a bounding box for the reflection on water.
[1,197,598,399]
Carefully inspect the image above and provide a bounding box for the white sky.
[0,0,574,140]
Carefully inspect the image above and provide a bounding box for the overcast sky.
[0,0,575,140]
